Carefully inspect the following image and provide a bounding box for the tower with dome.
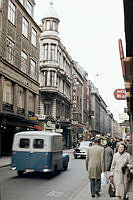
[39,2,72,148]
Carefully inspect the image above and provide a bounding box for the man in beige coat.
[86,138,105,198]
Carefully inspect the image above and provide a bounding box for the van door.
[15,137,31,170]
[30,137,46,171]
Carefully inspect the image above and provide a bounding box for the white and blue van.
[11,131,69,176]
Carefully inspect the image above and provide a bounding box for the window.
[19,138,30,148]
[44,44,48,60]
[18,87,24,108]
[3,80,13,104]
[30,59,36,79]
[50,44,56,60]
[26,0,33,16]
[46,20,51,30]
[22,17,29,38]
[6,38,14,64]
[21,51,27,73]
[0,0,2,8]
[50,71,55,86]
[44,71,48,86]
[31,28,37,47]
[53,21,56,31]
[8,0,16,25]
[28,92,34,111]
[33,139,44,149]
[44,104,50,115]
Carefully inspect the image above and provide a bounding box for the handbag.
[108,182,116,197]
[101,172,108,185]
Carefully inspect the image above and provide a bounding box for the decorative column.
[34,94,39,114]
[25,89,29,118]
[0,75,4,112]
[52,98,56,118]
[48,43,51,60]
[47,71,50,86]
[13,83,18,114]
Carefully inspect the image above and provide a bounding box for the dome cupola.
[41,1,60,37]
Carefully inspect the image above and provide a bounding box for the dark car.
[73,141,92,159]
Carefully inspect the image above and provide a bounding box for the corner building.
[39,3,72,148]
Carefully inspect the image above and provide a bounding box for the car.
[73,141,92,159]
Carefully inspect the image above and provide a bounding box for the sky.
[34,0,127,122]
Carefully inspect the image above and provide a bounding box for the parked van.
[11,131,69,176]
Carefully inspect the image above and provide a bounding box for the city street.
[0,155,89,200]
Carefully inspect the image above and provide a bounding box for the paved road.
[0,156,89,200]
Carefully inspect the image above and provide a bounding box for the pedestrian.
[86,138,105,198]
[104,141,114,172]
[110,143,133,200]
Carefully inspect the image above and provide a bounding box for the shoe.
[96,191,100,197]
[91,195,95,198]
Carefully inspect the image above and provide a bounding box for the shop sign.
[37,114,46,120]
[72,75,77,110]
[28,116,38,120]
[114,89,126,100]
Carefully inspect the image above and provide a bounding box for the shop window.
[44,104,50,115]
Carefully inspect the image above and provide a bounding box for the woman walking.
[110,143,133,200]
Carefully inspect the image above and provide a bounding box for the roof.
[15,130,62,137]
[42,3,59,20]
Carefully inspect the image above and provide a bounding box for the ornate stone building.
[38,3,72,148]
[0,0,41,156]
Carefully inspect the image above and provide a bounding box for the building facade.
[0,0,41,156]
[38,3,72,148]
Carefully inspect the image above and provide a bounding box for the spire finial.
[49,0,53,7]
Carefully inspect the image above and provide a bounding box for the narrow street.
[0,155,88,200]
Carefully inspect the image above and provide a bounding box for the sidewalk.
[0,156,11,168]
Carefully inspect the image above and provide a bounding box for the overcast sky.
[34,0,127,122]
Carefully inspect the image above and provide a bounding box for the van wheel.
[74,155,77,159]
[17,170,24,177]
[64,163,68,171]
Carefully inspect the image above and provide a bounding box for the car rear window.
[19,138,30,148]
[33,139,44,149]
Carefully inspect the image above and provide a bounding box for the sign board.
[114,89,126,100]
